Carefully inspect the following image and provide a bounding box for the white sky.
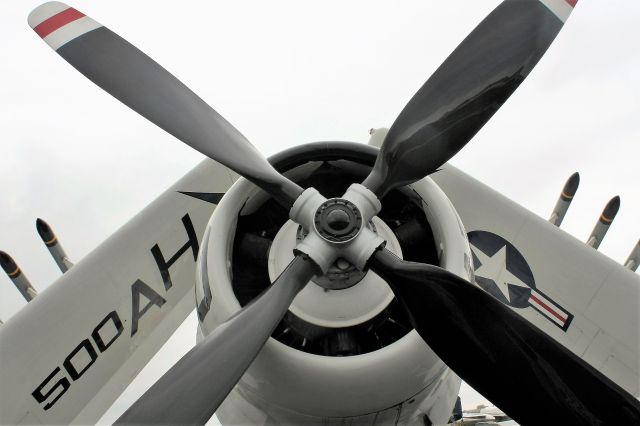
[1,0,639,424]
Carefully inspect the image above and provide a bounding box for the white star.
[472,245,530,302]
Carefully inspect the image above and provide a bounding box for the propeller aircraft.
[1,1,639,425]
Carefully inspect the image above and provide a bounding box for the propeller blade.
[29,2,303,208]
[115,254,319,425]
[363,0,578,197]
[368,248,640,425]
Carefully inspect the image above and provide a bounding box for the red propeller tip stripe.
[33,7,84,39]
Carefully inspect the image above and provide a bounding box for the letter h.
[150,214,199,291]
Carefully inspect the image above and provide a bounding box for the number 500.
[31,311,123,410]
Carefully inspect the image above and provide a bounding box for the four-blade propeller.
[28,0,640,425]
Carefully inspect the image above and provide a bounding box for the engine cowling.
[195,142,473,424]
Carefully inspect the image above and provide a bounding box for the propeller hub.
[290,185,384,273]
[268,218,402,326]
[314,199,362,243]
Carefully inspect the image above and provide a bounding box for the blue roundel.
[467,230,535,309]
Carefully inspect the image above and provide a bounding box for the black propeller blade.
[29,4,302,208]
[368,248,640,425]
[363,0,575,198]
[115,254,319,425]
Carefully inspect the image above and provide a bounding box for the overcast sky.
[1,0,639,424]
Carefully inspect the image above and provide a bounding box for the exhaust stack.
[36,218,73,272]
[0,251,38,301]
[549,172,580,226]
[587,196,621,249]
[625,240,639,272]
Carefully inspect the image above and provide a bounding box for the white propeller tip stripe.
[28,1,70,29]
[539,0,577,23]
[46,17,102,50]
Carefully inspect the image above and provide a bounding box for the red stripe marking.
[33,8,85,39]
[565,0,578,7]
[530,294,566,323]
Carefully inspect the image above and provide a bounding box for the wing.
[0,159,237,425]
[431,164,640,398]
